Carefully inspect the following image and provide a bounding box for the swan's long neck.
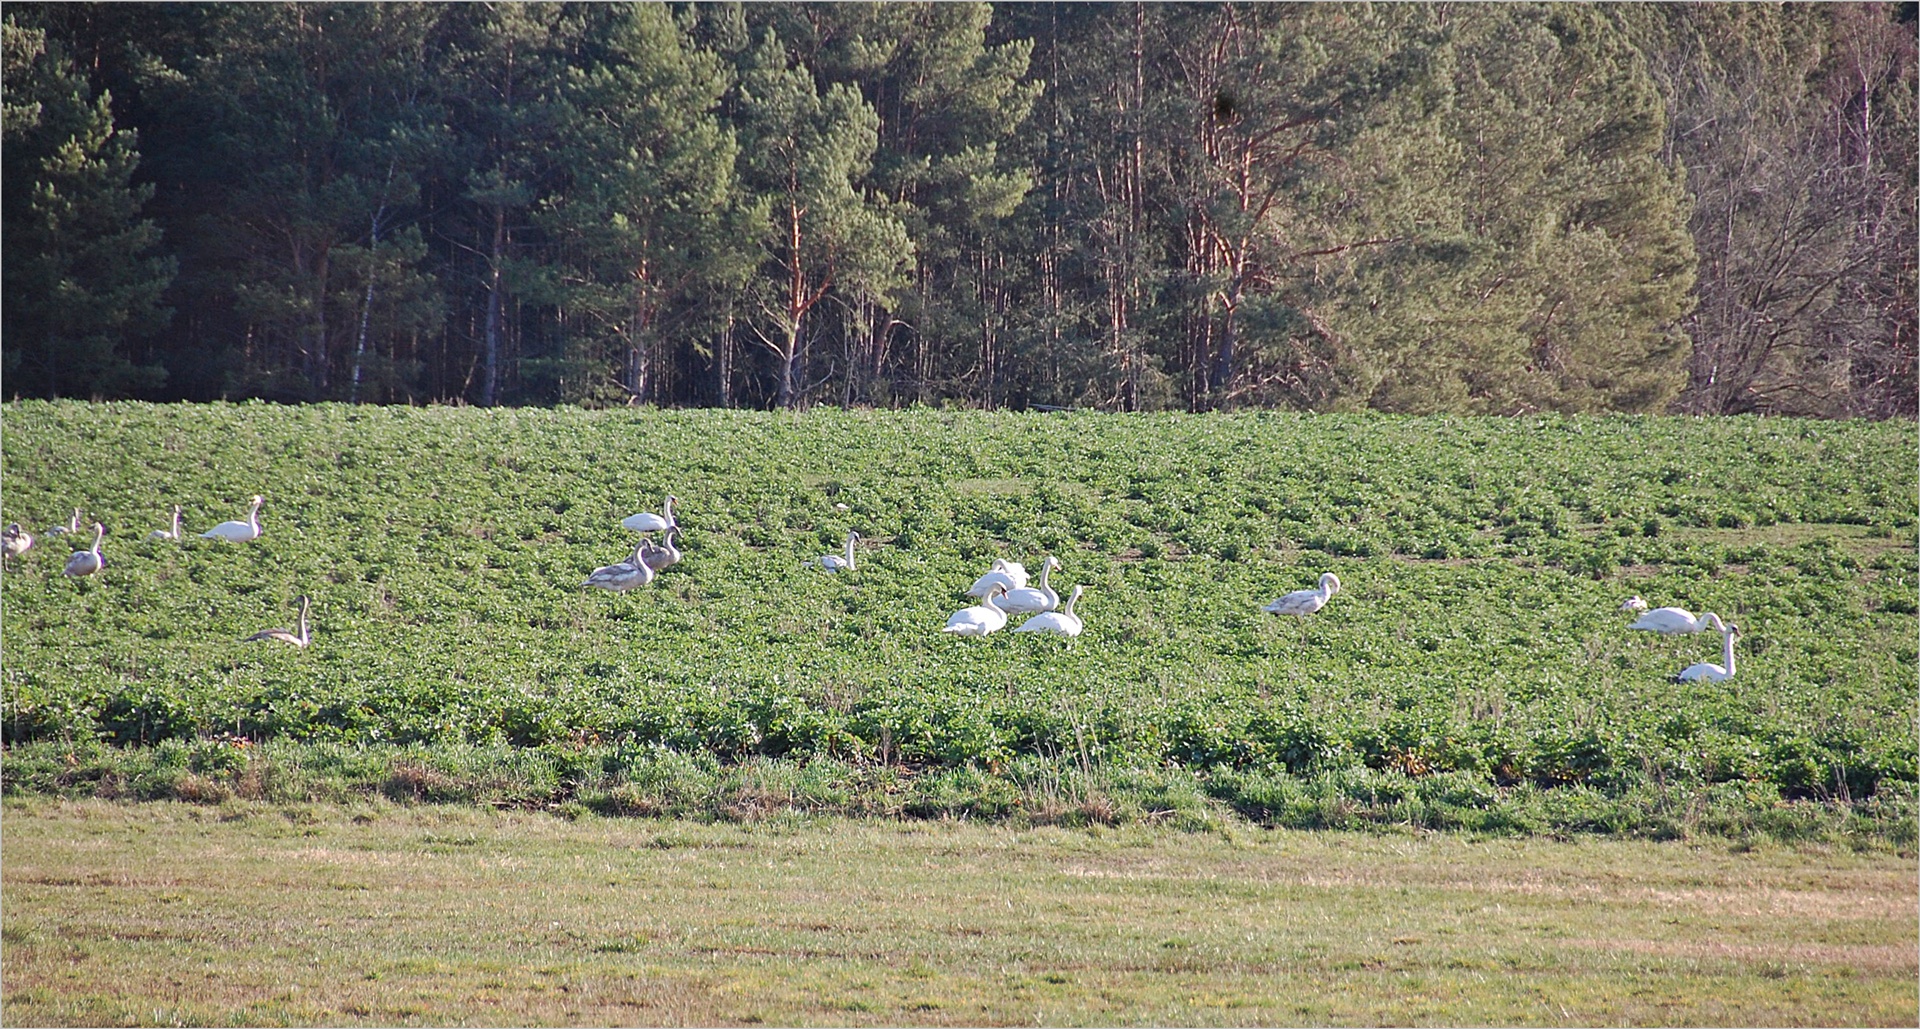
[249,499,263,531]
[1062,586,1081,616]
[845,534,857,569]
[297,599,310,642]
[1037,559,1053,589]
[1722,629,1735,674]
[90,523,104,556]
[1700,612,1725,634]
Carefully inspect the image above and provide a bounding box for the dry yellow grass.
[2,797,1913,1026]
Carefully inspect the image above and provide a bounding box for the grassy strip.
[5,738,1913,850]
[4,796,1914,1027]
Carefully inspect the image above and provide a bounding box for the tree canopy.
[3,2,1912,417]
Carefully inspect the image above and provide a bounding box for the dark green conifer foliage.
[2,16,172,399]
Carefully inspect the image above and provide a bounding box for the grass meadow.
[3,797,1915,1026]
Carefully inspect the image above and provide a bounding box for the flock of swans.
[5,489,1742,678]
[6,496,298,643]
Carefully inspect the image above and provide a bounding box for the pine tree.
[730,29,911,409]
[2,15,172,399]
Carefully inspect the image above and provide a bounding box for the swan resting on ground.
[943,584,1011,636]
[641,527,683,571]
[149,505,183,541]
[45,509,81,537]
[1000,555,1061,614]
[244,595,312,647]
[966,558,1027,597]
[201,495,265,541]
[1629,607,1727,635]
[819,531,859,572]
[1673,623,1740,682]
[583,543,656,591]
[1263,572,1341,621]
[1015,584,1085,638]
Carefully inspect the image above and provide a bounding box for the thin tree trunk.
[481,207,505,407]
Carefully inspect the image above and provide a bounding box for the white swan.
[818,530,859,572]
[583,542,656,591]
[943,584,1011,636]
[201,495,265,541]
[1629,607,1727,635]
[640,526,683,571]
[622,494,677,533]
[1000,555,1061,614]
[1015,584,1085,638]
[63,523,105,578]
[1619,596,1649,612]
[1673,623,1740,682]
[244,595,311,647]
[148,505,183,541]
[45,509,80,537]
[1263,572,1341,622]
[966,558,1028,597]
[3,523,32,561]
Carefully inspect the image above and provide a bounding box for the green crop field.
[2,402,1914,844]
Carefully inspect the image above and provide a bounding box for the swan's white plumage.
[819,531,859,572]
[943,584,1011,636]
[622,495,677,533]
[1629,607,1726,635]
[1263,572,1341,620]
[966,558,1027,597]
[148,505,183,541]
[244,595,311,647]
[202,496,264,541]
[1619,595,1649,612]
[63,523,104,578]
[1015,584,1085,638]
[1673,624,1740,682]
[1000,555,1061,614]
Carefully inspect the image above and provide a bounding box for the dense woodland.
[3,2,1913,417]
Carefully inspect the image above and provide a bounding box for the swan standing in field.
[1015,584,1085,639]
[1673,623,1740,682]
[244,595,312,647]
[1263,572,1342,624]
[1629,606,1728,635]
[3,523,32,561]
[943,583,1012,636]
[583,542,656,592]
[63,523,105,578]
[148,505,183,541]
[1000,555,1061,614]
[640,527,683,572]
[818,530,859,572]
[201,495,265,541]
[622,495,677,533]
[966,558,1027,597]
